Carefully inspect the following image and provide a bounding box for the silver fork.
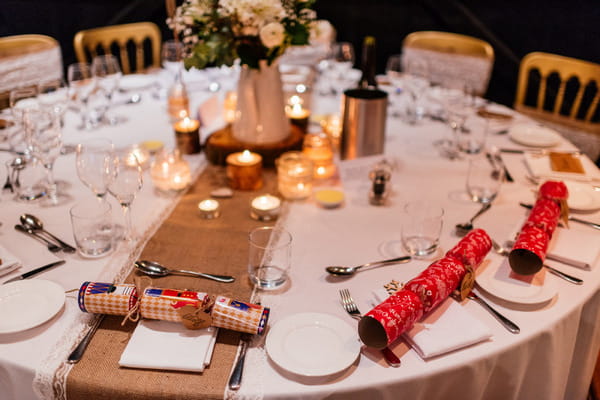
[339,289,401,367]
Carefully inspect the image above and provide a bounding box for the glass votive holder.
[285,95,310,133]
[276,151,314,200]
[302,132,336,179]
[226,150,263,190]
[173,116,201,154]
[198,199,221,219]
[150,149,192,193]
[250,194,281,221]
[126,144,151,170]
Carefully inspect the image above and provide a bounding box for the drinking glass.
[70,200,113,258]
[401,201,444,258]
[9,87,39,155]
[91,55,123,125]
[248,226,292,290]
[29,110,67,206]
[458,115,489,155]
[466,155,504,204]
[67,62,101,130]
[330,42,355,94]
[76,138,115,202]
[107,149,143,242]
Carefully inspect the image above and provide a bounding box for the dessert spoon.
[325,256,411,276]
[135,260,235,283]
[455,202,491,236]
[20,214,76,253]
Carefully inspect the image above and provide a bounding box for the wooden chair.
[514,52,600,135]
[73,22,161,74]
[0,34,62,109]
[402,31,495,96]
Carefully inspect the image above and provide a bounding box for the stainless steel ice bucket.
[340,88,388,160]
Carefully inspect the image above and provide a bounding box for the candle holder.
[198,199,221,219]
[173,117,201,154]
[320,114,342,153]
[226,150,263,190]
[276,151,314,200]
[302,132,336,179]
[125,144,151,170]
[150,149,192,193]
[250,194,282,221]
[285,95,310,133]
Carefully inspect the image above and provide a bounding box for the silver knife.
[3,260,66,284]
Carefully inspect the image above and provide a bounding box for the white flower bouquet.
[169,0,317,69]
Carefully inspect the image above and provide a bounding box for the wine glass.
[385,54,404,117]
[330,42,355,94]
[161,40,184,79]
[30,110,67,206]
[38,78,69,126]
[9,87,40,156]
[107,149,143,242]
[91,55,123,125]
[67,62,101,130]
[76,138,115,202]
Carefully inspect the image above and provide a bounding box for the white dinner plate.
[265,312,360,377]
[0,280,65,334]
[119,74,156,92]
[565,181,600,211]
[476,258,557,305]
[508,124,562,147]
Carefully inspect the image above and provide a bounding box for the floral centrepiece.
[169,0,317,69]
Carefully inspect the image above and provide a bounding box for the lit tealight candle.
[198,199,221,219]
[286,97,310,132]
[226,150,263,190]
[250,194,282,221]
[173,116,201,154]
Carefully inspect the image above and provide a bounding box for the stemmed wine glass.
[38,78,69,127]
[30,110,67,206]
[329,42,355,94]
[76,138,115,202]
[91,55,123,125]
[161,40,184,80]
[107,149,143,242]
[67,62,100,130]
[9,87,39,155]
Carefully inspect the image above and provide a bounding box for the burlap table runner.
[66,165,278,400]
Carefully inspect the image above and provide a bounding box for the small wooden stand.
[204,124,304,167]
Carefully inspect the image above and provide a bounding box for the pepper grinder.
[369,160,393,205]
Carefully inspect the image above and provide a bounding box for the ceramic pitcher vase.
[232,60,290,145]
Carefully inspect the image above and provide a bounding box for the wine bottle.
[358,36,378,90]
[167,69,190,121]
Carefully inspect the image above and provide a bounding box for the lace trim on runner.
[0,47,62,93]
[224,201,292,400]
[403,47,493,95]
[33,157,208,400]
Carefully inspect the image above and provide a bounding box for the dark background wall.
[1,0,599,107]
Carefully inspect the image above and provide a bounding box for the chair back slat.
[73,22,161,75]
[515,52,600,134]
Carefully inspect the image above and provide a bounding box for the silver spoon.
[20,214,77,253]
[14,224,62,253]
[492,239,583,285]
[455,202,491,236]
[325,256,411,276]
[135,260,235,283]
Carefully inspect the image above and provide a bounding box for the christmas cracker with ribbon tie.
[358,229,492,349]
[509,180,569,275]
[77,281,269,335]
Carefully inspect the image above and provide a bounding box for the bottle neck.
[359,36,377,90]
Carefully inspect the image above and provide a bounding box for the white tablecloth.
[0,71,599,400]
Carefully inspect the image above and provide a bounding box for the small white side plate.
[476,259,557,305]
[509,124,562,147]
[266,312,360,377]
[0,280,65,334]
[565,181,600,211]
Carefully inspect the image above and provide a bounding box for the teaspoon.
[135,260,235,283]
[455,202,491,237]
[325,256,411,276]
[20,214,77,253]
[14,224,62,253]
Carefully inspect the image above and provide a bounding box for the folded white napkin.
[0,245,21,277]
[373,289,492,359]
[547,228,600,270]
[524,151,600,182]
[119,320,218,372]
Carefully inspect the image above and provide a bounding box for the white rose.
[259,22,285,49]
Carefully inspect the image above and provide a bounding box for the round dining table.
[0,67,599,400]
